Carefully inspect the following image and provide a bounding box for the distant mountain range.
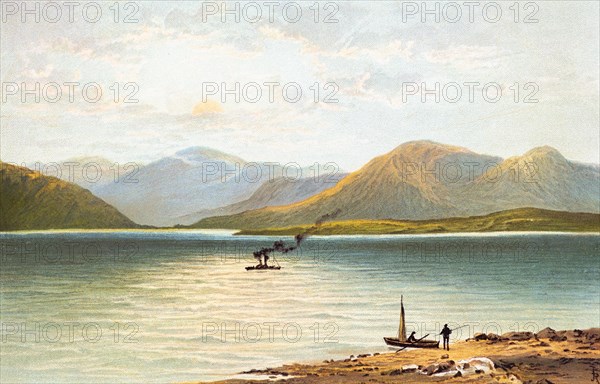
[81,147,344,226]
[193,141,600,229]
[0,162,139,231]
[3,141,598,232]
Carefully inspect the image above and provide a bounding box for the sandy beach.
[195,328,600,384]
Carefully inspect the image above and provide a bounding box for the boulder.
[458,357,496,374]
[423,364,437,376]
[435,362,454,373]
[536,327,557,339]
[474,332,488,341]
[501,331,534,341]
[581,328,600,342]
[487,333,501,341]
[550,334,567,342]
[557,329,585,341]
[401,364,419,373]
[423,363,454,376]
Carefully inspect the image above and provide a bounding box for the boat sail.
[398,295,406,341]
[384,296,440,349]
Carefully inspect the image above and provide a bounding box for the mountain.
[89,147,249,226]
[90,147,338,226]
[192,141,600,229]
[176,172,347,225]
[0,162,139,231]
[460,146,600,214]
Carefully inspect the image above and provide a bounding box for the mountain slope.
[0,162,139,231]
[191,141,500,228]
[192,141,600,229]
[461,146,600,214]
[39,156,136,192]
[176,173,347,225]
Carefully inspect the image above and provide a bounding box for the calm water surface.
[1,231,598,383]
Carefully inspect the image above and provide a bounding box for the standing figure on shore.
[440,324,452,351]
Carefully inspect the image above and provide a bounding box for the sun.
[192,99,224,115]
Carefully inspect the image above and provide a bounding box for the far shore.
[2,228,599,236]
[192,328,600,384]
[236,225,600,236]
[3,208,599,234]
[234,209,600,236]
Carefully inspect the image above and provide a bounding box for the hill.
[237,208,600,235]
[0,162,140,231]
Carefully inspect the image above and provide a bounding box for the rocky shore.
[194,328,600,384]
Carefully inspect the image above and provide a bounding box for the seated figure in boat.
[407,331,418,343]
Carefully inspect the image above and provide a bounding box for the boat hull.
[245,266,281,271]
[383,337,439,349]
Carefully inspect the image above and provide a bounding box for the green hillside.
[0,162,140,231]
[236,208,600,235]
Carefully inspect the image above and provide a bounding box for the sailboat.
[383,296,440,349]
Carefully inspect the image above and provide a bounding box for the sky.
[1,1,599,171]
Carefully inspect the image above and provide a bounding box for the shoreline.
[199,208,600,235]
[3,209,599,234]
[2,229,599,236]
[194,328,600,384]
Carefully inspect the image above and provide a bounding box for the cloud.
[1,1,598,168]
[336,40,415,63]
[21,64,54,79]
[423,45,512,70]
